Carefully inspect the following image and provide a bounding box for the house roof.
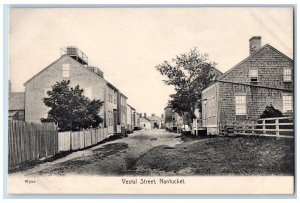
[212,67,223,79]
[24,55,68,86]
[127,104,135,110]
[218,44,293,80]
[23,54,130,99]
[9,92,25,110]
[146,115,162,122]
[107,82,119,91]
[140,117,150,122]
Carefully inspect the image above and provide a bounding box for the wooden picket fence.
[222,116,294,138]
[8,120,113,168]
[8,120,58,167]
[58,127,110,152]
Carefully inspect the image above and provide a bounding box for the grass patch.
[132,136,294,175]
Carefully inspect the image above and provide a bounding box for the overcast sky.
[9,7,293,116]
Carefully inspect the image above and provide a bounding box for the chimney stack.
[151,113,155,117]
[144,113,147,118]
[249,36,261,55]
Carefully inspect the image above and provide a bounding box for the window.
[283,95,293,113]
[283,68,292,82]
[62,64,70,78]
[84,86,92,99]
[249,68,258,82]
[235,95,246,115]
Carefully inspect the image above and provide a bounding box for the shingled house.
[9,92,25,120]
[201,36,293,135]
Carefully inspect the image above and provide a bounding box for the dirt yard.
[12,129,294,176]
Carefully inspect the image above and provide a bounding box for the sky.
[9,7,293,116]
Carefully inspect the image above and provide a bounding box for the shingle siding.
[218,82,290,127]
[202,44,294,134]
[220,45,293,90]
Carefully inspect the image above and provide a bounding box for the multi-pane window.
[84,86,92,99]
[235,95,246,115]
[283,68,292,82]
[249,68,258,82]
[62,64,70,78]
[283,95,293,113]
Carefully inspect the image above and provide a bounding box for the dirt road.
[17,129,182,176]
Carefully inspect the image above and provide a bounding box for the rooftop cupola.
[61,46,88,65]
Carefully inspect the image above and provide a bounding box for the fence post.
[251,121,254,135]
[70,131,72,151]
[275,118,280,137]
[262,119,266,135]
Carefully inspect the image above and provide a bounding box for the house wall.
[25,55,106,123]
[118,94,127,127]
[218,82,292,127]
[126,105,133,131]
[134,112,141,129]
[220,45,293,91]
[106,85,118,134]
[140,121,151,129]
[216,45,293,131]
[201,83,219,135]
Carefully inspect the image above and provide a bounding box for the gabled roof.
[127,104,135,110]
[212,67,223,79]
[140,117,151,122]
[146,115,162,122]
[24,55,68,86]
[9,92,25,110]
[107,82,119,91]
[218,44,293,80]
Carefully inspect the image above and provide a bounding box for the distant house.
[9,92,25,120]
[133,111,141,130]
[164,107,183,132]
[126,104,135,133]
[146,114,163,129]
[140,115,151,129]
[118,93,128,130]
[200,36,293,135]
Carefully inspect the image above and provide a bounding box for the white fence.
[58,128,111,152]
[223,116,294,138]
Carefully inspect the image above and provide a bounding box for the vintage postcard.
[7,6,294,195]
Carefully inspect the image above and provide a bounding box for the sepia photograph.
[6,6,294,194]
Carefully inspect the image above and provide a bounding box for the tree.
[260,105,283,119]
[156,48,218,127]
[41,80,103,131]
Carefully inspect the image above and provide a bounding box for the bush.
[260,105,283,119]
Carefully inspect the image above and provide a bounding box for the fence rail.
[223,116,293,138]
[8,120,58,167]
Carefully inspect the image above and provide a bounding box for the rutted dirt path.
[16,129,182,176]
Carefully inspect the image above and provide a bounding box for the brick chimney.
[249,36,261,55]
[144,113,147,118]
[151,113,155,117]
